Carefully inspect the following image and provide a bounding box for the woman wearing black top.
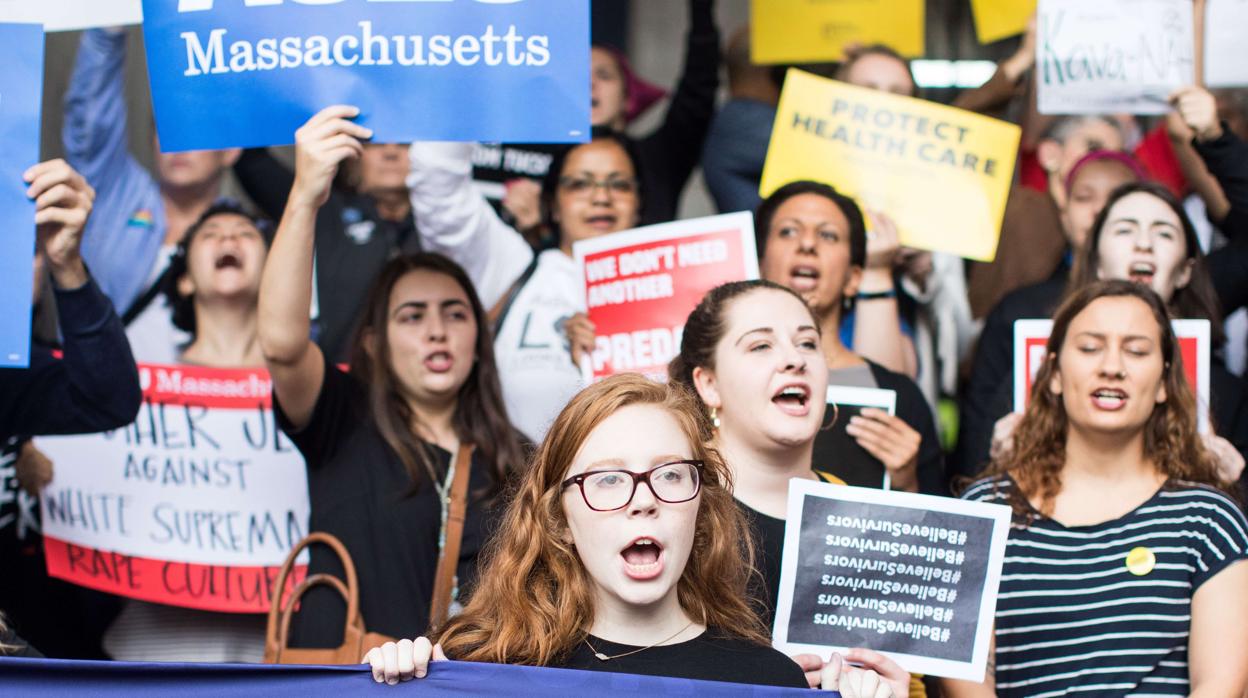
[756,181,945,496]
[258,107,525,646]
[366,375,893,695]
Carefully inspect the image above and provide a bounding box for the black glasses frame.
[561,460,705,512]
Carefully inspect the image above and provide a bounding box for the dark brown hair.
[1070,181,1225,346]
[754,180,868,269]
[987,280,1226,520]
[436,374,768,663]
[348,253,524,496]
[668,280,821,414]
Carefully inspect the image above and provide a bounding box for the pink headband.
[1065,150,1149,195]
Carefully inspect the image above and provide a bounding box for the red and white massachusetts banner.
[574,212,759,381]
[1013,318,1211,432]
[34,363,310,613]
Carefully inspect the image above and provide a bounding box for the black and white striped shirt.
[962,476,1248,697]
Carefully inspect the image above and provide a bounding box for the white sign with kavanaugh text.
[1037,0,1194,114]
[0,0,141,32]
[773,480,1011,681]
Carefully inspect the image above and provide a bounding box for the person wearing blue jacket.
[63,27,239,363]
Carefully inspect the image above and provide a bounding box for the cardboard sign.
[1012,318,1211,431]
[750,0,924,64]
[760,71,1020,262]
[0,23,43,369]
[35,364,310,613]
[1037,0,1195,115]
[824,386,897,490]
[140,0,590,152]
[969,0,1036,45]
[1205,0,1248,87]
[773,479,1010,681]
[0,0,141,32]
[574,213,759,382]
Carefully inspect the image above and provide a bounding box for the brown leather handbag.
[264,444,475,664]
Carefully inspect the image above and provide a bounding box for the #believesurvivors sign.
[35,364,310,613]
[574,212,758,382]
[141,0,590,151]
[0,23,42,369]
[773,480,1010,682]
[1037,0,1194,115]
[1013,318,1211,431]
[760,70,1020,263]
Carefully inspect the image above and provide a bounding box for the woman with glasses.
[407,129,643,443]
[668,279,914,695]
[365,374,892,695]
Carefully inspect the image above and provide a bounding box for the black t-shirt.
[275,358,501,647]
[737,471,840,629]
[812,360,947,495]
[558,628,807,689]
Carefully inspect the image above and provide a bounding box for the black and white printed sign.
[772,480,1010,681]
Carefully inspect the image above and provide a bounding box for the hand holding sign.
[822,650,909,698]
[291,106,372,210]
[26,159,94,290]
[1168,85,1223,142]
[365,637,447,684]
[845,408,921,492]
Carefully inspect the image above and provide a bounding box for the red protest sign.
[574,213,759,381]
[1013,319,1211,431]
[36,363,310,613]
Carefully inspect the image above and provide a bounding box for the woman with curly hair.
[948,280,1248,697]
[364,375,890,695]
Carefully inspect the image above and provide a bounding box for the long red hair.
[435,374,768,664]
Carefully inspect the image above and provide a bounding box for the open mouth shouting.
[772,383,812,417]
[423,351,454,373]
[1091,387,1128,411]
[214,252,243,270]
[1127,261,1155,286]
[788,265,820,293]
[584,214,619,232]
[621,537,664,581]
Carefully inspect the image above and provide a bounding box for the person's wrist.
[857,267,895,293]
[1196,121,1224,144]
[48,256,88,290]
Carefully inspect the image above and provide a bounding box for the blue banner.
[0,657,815,696]
[139,0,590,152]
[0,23,43,369]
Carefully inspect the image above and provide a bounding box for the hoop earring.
[710,407,721,430]
[820,402,840,433]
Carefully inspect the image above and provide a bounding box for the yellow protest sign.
[759,70,1021,262]
[750,0,924,64]
[970,0,1035,44]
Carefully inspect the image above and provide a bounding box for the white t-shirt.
[123,245,191,365]
[493,250,586,443]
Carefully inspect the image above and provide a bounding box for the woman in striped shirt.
[949,280,1248,697]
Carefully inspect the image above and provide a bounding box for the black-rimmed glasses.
[562,460,705,512]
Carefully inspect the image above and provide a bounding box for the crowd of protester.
[3,2,1248,696]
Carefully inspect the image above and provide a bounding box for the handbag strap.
[265,532,363,658]
[429,443,475,629]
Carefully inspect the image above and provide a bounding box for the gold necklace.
[583,621,695,661]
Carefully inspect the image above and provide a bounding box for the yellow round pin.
[1125,547,1156,576]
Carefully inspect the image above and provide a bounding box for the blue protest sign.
[0,657,816,696]
[0,23,44,369]
[140,0,590,152]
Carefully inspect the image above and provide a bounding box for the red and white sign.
[35,363,309,613]
[1013,319,1211,432]
[574,212,759,381]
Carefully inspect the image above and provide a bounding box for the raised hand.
[290,105,373,210]
[26,159,95,289]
